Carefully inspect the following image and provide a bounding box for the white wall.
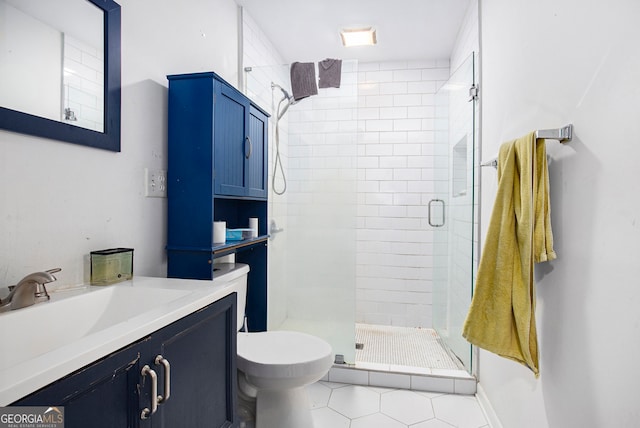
[0,2,61,120]
[479,0,640,426]
[0,0,238,288]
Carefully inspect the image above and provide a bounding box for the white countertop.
[0,264,247,406]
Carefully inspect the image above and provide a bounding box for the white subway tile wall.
[243,9,478,332]
[356,61,450,328]
[62,34,104,132]
[284,60,359,347]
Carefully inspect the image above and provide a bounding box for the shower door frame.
[432,52,478,374]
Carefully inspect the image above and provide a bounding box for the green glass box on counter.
[90,248,134,285]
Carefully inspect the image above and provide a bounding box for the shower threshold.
[325,324,476,395]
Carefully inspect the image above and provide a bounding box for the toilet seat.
[237,331,333,381]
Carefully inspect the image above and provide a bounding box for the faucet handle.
[35,268,62,300]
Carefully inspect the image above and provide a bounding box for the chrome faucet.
[0,268,61,311]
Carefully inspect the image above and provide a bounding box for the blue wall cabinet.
[14,294,238,428]
[213,84,268,199]
[167,72,269,331]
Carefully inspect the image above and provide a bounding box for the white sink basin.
[0,265,248,406]
[0,286,190,369]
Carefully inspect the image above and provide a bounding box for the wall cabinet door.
[214,83,249,197]
[213,82,268,199]
[246,106,268,199]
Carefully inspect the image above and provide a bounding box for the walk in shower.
[244,53,477,375]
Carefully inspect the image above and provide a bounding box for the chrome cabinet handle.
[245,136,253,159]
[155,355,171,404]
[428,199,445,227]
[140,365,158,419]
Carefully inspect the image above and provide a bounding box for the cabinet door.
[246,106,268,199]
[151,293,237,428]
[214,83,249,197]
[14,342,144,428]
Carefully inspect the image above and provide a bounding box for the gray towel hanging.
[318,58,342,88]
[290,62,318,101]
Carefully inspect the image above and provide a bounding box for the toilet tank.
[212,263,249,331]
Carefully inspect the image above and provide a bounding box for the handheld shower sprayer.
[271,82,297,119]
[271,82,297,195]
[271,82,294,103]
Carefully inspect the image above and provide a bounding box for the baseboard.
[476,382,503,428]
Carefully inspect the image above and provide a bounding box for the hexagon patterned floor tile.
[380,390,435,424]
[309,381,488,428]
[310,407,350,428]
[351,413,407,428]
[327,385,381,419]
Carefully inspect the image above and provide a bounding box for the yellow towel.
[462,131,556,377]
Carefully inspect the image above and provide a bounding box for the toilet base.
[255,386,313,428]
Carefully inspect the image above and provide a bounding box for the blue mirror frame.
[0,0,121,152]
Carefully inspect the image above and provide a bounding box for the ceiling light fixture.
[340,27,377,47]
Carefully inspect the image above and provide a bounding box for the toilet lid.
[237,331,333,379]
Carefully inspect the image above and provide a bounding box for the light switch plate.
[145,168,167,198]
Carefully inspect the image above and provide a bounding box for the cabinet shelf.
[166,235,268,256]
[213,235,268,257]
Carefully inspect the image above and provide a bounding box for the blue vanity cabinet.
[150,293,237,428]
[14,294,238,428]
[14,341,141,427]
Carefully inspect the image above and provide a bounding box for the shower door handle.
[428,199,445,227]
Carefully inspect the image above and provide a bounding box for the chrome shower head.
[271,82,295,104]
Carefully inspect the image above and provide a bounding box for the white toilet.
[214,263,333,428]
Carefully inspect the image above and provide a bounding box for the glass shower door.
[246,62,359,364]
[279,61,359,363]
[432,53,477,372]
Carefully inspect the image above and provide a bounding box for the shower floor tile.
[355,323,463,371]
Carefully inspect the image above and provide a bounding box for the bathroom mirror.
[0,0,121,151]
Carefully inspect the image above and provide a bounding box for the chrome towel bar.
[480,124,573,168]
